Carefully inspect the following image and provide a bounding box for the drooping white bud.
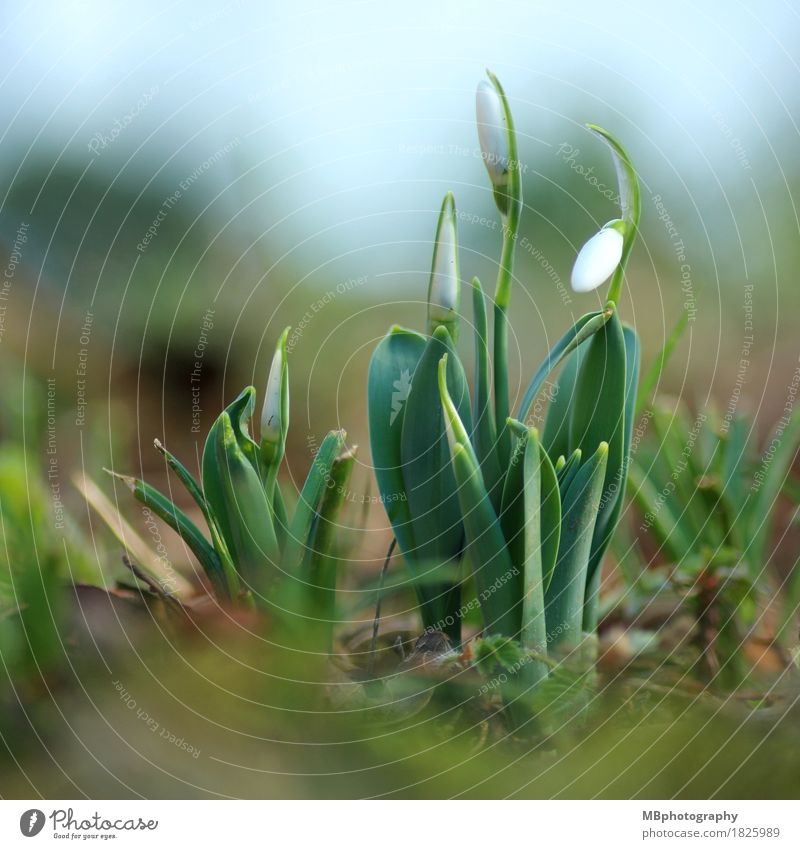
[571,221,625,293]
[476,79,510,191]
[427,192,460,338]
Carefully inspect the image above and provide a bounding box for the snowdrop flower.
[261,327,290,464]
[476,73,522,222]
[476,80,509,192]
[427,192,460,339]
[571,220,625,294]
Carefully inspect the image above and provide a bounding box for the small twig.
[367,537,396,678]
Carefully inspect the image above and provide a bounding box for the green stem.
[493,300,510,469]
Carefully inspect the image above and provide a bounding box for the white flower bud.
[260,328,290,457]
[428,192,460,333]
[571,221,625,293]
[476,80,510,190]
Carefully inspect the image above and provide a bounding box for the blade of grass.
[72,473,194,597]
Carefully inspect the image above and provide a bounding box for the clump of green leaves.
[367,71,642,686]
[623,401,800,689]
[111,330,354,645]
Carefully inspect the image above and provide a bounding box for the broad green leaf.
[213,413,279,596]
[545,442,608,649]
[516,309,610,423]
[202,387,261,556]
[584,324,639,630]
[400,326,472,636]
[569,311,626,582]
[367,326,426,561]
[542,344,585,463]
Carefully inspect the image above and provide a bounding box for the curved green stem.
[585,124,640,307]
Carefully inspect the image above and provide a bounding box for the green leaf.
[545,442,608,649]
[439,356,518,637]
[202,387,261,556]
[154,438,209,518]
[212,412,279,597]
[557,449,582,497]
[542,344,585,463]
[367,326,426,562]
[636,308,689,416]
[153,438,237,597]
[281,429,347,576]
[302,446,356,651]
[400,327,472,636]
[273,484,289,552]
[106,470,228,599]
[538,444,561,594]
[516,309,611,424]
[584,323,640,630]
[500,429,528,572]
[471,277,502,510]
[569,311,627,585]
[521,430,547,664]
[748,408,800,574]
[502,421,561,595]
[627,462,692,562]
